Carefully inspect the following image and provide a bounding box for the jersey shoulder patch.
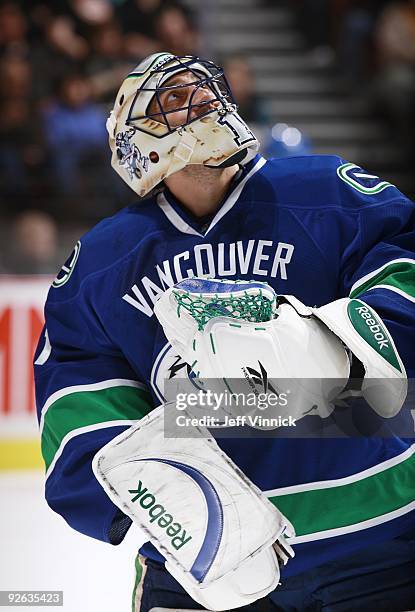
[52,240,81,288]
[336,162,394,195]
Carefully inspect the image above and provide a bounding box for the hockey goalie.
[93,276,407,611]
[35,51,415,612]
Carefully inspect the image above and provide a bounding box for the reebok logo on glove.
[129,480,192,550]
[347,300,402,372]
[354,304,389,350]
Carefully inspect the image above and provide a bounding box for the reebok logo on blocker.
[129,480,192,551]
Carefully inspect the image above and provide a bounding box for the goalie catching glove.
[154,278,407,420]
[93,404,295,611]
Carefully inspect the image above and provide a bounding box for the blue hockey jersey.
[34,154,415,577]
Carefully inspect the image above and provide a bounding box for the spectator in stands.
[0,53,32,100]
[43,10,89,62]
[30,0,112,85]
[154,3,199,57]
[0,97,45,203]
[41,72,107,198]
[335,0,390,86]
[86,18,133,102]
[0,55,45,205]
[117,0,163,60]
[2,210,60,274]
[0,96,30,199]
[29,5,90,101]
[372,0,415,153]
[0,1,29,56]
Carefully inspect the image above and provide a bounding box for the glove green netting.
[173,289,275,331]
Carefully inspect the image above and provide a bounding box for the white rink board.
[0,471,147,611]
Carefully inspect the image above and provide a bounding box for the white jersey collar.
[156,155,267,237]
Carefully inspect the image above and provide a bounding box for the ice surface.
[0,471,146,611]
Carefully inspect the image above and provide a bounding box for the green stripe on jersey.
[350,260,415,300]
[268,451,415,537]
[42,386,152,471]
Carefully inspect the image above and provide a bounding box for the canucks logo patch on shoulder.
[337,163,394,195]
[52,240,81,288]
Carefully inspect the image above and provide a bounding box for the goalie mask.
[106,52,259,197]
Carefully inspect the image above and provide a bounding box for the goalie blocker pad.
[312,298,407,418]
[92,404,294,611]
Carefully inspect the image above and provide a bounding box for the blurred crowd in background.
[0,0,414,274]
[297,0,415,142]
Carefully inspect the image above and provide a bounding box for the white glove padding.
[154,279,351,422]
[313,298,407,417]
[92,404,295,611]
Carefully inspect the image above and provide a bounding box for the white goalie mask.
[106,52,260,197]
